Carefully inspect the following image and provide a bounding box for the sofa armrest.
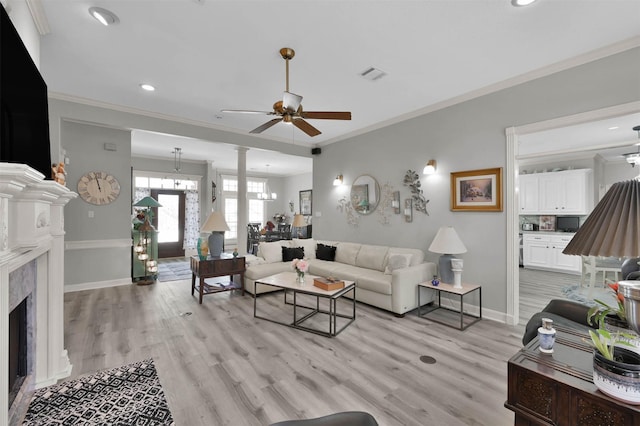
[390,262,437,314]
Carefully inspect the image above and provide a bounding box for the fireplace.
[8,298,27,406]
[1,163,76,425]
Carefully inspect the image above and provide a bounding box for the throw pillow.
[258,241,291,263]
[282,246,305,262]
[316,243,337,261]
[384,253,413,275]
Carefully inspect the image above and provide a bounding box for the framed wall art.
[299,189,312,216]
[450,167,503,212]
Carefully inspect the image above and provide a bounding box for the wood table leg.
[199,277,204,304]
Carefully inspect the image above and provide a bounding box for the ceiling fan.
[221,47,351,137]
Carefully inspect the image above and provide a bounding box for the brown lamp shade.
[563,180,640,258]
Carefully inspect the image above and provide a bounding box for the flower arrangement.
[586,282,636,361]
[587,282,626,327]
[291,258,309,282]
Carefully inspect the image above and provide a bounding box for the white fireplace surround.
[0,163,76,426]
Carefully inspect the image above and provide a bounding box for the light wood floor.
[63,278,529,426]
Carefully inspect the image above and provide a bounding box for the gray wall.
[63,121,132,285]
[312,47,640,315]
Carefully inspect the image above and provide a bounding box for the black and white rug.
[157,261,191,282]
[23,359,175,425]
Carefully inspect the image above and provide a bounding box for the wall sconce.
[423,160,437,175]
[392,191,401,214]
[333,174,343,186]
[404,199,413,222]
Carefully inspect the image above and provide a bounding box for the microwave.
[556,216,580,232]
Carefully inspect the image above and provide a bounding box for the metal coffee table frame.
[254,273,356,337]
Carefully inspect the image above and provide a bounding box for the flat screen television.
[556,216,580,233]
[1,5,52,178]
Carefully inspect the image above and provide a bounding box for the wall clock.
[77,171,121,205]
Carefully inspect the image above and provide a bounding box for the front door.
[151,189,186,258]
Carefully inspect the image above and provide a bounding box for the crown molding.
[26,0,49,35]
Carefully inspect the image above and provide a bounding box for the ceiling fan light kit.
[222,47,352,137]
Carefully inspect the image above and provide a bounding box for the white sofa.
[244,238,436,316]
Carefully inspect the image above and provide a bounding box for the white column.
[236,147,248,255]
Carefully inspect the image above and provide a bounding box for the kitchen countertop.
[522,231,576,235]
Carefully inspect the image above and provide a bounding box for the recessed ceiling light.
[608,126,620,130]
[140,83,155,92]
[511,0,537,6]
[88,7,119,26]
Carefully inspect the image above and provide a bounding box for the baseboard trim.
[64,277,132,293]
[435,296,508,324]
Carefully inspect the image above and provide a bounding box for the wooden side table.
[190,254,245,304]
[417,281,482,330]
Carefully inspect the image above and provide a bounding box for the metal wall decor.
[403,170,429,215]
[392,191,401,214]
[377,182,395,225]
[337,196,359,226]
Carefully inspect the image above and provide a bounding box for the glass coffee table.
[253,272,356,337]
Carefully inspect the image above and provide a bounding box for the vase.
[593,346,640,405]
[297,271,305,284]
[197,234,209,260]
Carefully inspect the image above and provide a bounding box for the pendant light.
[258,164,277,201]
[172,147,182,187]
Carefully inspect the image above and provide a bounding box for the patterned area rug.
[157,261,191,282]
[23,359,175,425]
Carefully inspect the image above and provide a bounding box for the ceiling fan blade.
[221,109,275,115]
[300,111,352,120]
[250,118,282,134]
[292,118,321,137]
[283,91,303,112]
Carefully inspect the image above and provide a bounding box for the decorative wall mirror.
[350,175,380,215]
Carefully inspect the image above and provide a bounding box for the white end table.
[417,281,482,330]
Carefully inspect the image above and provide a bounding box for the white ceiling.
[34,0,640,172]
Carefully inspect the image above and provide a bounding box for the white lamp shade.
[428,226,467,254]
[292,214,306,227]
[201,211,230,232]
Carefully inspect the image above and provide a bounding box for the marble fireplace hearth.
[0,164,76,426]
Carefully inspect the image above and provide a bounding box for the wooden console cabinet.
[505,325,640,425]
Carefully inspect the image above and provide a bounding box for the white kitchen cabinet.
[518,174,539,214]
[518,169,593,215]
[523,233,581,274]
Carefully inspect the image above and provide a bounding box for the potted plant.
[586,284,640,405]
[587,282,640,352]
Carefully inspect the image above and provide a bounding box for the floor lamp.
[201,211,230,257]
[133,196,162,285]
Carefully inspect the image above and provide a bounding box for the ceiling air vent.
[359,67,387,81]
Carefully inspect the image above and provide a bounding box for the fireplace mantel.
[0,163,76,426]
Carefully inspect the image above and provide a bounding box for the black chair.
[269,411,378,426]
[278,223,292,240]
[247,223,262,254]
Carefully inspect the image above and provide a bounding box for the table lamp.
[428,226,467,284]
[201,211,230,257]
[133,196,162,219]
[292,214,306,238]
[563,179,640,333]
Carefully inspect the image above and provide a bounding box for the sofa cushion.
[335,242,361,266]
[258,240,292,263]
[329,264,392,295]
[316,243,337,261]
[386,248,424,267]
[292,238,316,260]
[356,244,388,272]
[244,262,291,280]
[282,246,304,262]
[384,253,412,274]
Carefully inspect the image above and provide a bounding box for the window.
[221,176,268,238]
